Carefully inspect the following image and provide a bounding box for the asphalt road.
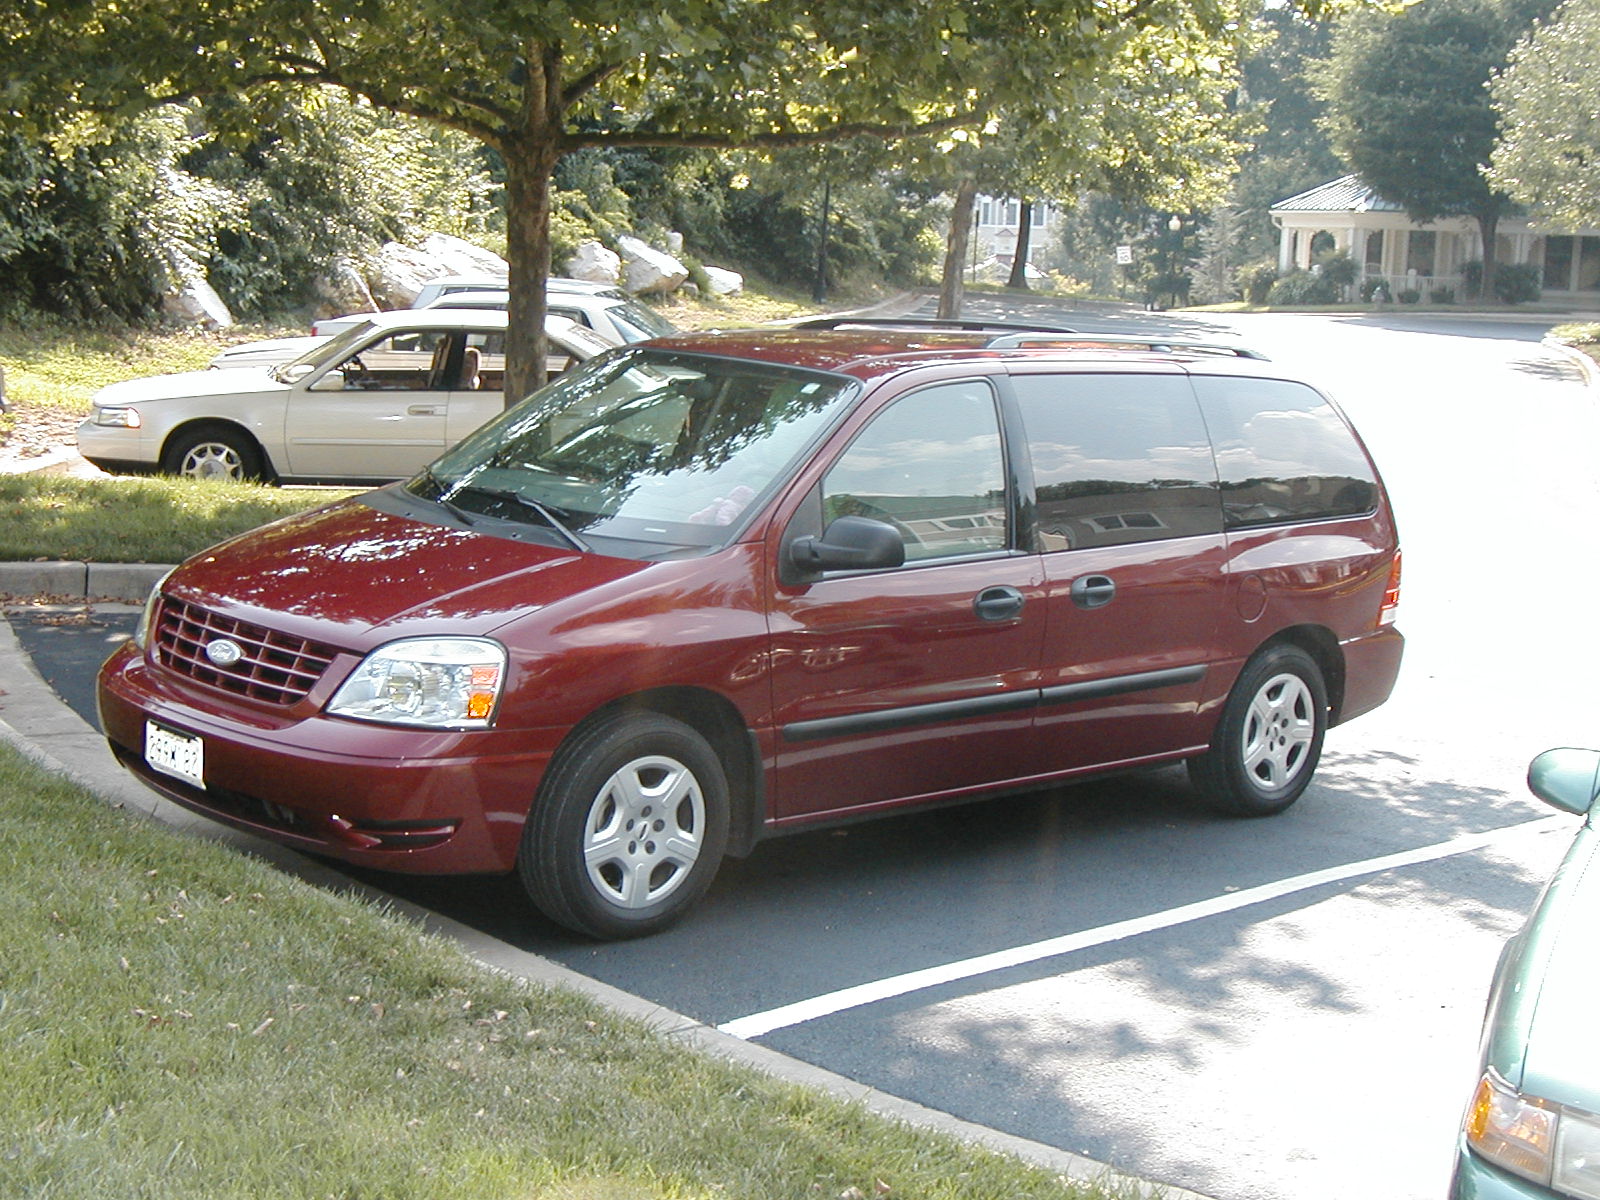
[12,302,1599,1200]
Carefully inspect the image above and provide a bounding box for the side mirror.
[788,515,905,574]
[308,370,345,392]
[1528,748,1600,817]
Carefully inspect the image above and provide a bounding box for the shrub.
[1429,287,1455,304]
[1235,262,1277,305]
[1461,260,1544,305]
[1315,252,1359,288]
[1360,278,1391,303]
[1398,289,1421,304]
[1266,270,1338,306]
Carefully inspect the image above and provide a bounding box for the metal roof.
[1270,175,1405,215]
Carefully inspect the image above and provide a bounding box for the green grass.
[0,742,1140,1200]
[1,474,358,563]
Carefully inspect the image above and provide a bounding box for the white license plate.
[145,722,204,788]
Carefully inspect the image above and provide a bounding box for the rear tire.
[519,712,729,939]
[162,424,271,483]
[1189,644,1328,817]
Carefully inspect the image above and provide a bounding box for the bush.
[1462,260,1544,305]
[1429,287,1455,304]
[1398,289,1421,304]
[1360,278,1391,303]
[1266,270,1338,306]
[1316,252,1359,288]
[1235,262,1277,305]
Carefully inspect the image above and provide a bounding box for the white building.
[1271,174,1600,300]
[972,195,1060,270]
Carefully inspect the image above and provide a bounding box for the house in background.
[1271,174,1600,299]
[968,195,1060,281]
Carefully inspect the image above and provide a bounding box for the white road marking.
[716,815,1567,1040]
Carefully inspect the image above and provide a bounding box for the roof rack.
[793,317,1079,335]
[983,332,1269,360]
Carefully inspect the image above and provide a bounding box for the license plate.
[145,722,204,788]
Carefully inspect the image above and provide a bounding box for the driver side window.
[821,380,1007,562]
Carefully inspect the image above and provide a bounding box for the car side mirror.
[788,515,905,575]
[308,370,345,392]
[1528,747,1600,817]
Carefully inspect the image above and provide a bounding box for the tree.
[1,0,1252,403]
[1488,0,1600,229]
[1314,0,1547,300]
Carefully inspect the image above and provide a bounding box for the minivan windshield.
[406,349,855,557]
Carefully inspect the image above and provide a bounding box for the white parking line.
[717,815,1566,1040]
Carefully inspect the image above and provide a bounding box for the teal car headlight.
[1468,1069,1600,1198]
[327,638,507,729]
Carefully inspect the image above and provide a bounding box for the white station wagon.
[79,310,614,484]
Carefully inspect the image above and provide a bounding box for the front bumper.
[1450,1143,1558,1199]
[98,640,563,874]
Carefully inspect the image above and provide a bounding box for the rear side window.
[1011,374,1220,550]
[1193,378,1378,529]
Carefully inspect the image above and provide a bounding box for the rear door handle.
[1070,574,1116,609]
[407,404,446,416]
[974,585,1025,622]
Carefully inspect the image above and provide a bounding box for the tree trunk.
[1007,200,1032,290]
[938,177,979,319]
[1477,210,1500,304]
[501,137,559,408]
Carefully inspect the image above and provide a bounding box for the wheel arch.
[560,687,766,858]
[1255,624,1346,723]
[160,418,275,481]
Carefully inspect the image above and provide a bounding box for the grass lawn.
[0,741,1138,1200]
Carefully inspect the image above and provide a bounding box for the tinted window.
[822,381,1007,562]
[1193,377,1377,528]
[1012,374,1220,550]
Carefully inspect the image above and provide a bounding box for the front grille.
[154,597,341,705]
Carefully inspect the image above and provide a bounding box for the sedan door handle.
[407,404,446,416]
[1070,574,1116,609]
[974,585,1026,622]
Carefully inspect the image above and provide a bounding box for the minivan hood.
[97,367,282,405]
[165,494,647,646]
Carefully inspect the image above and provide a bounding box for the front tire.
[161,424,271,483]
[519,712,729,939]
[1190,645,1328,817]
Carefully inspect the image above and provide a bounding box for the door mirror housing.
[1528,747,1600,817]
[789,515,906,575]
[308,370,346,392]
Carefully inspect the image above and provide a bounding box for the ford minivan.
[98,324,1404,938]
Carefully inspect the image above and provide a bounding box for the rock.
[160,251,234,329]
[618,235,688,295]
[313,259,377,318]
[419,232,509,278]
[564,240,622,286]
[703,266,744,296]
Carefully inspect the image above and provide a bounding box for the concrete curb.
[0,560,173,604]
[0,609,1212,1200]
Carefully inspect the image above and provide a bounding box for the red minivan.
[99,324,1404,938]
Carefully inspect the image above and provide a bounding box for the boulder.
[313,259,378,318]
[703,266,744,296]
[564,240,622,286]
[419,232,509,278]
[618,235,689,295]
[161,251,234,329]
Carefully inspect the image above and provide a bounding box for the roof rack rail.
[793,317,1079,335]
[983,332,1268,360]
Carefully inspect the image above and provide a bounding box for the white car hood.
[96,367,286,406]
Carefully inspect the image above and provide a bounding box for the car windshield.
[605,301,679,343]
[406,349,854,558]
[270,321,376,382]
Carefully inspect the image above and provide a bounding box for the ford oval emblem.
[204,638,244,668]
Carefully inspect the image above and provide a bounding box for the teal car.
[1453,748,1600,1199]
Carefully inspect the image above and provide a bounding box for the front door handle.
[407,404,446,416]
[1070,574,1116,609]
[974,585,1025,622]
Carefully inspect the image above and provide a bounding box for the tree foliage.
[0,0,1267,399]
[1489,0,1600,228]
[1314,0,1549,295]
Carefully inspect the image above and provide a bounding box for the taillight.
[1378,549,1401,626]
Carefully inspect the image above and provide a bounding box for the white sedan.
[79,310,614,484]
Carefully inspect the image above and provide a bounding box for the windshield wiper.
[414,467,478,527]
[452,484,590,552]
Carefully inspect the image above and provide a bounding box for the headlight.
[93,406,142,428]
[133,570,173,651]
[327,638,507,729]
[1467,1069,1600,1198]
